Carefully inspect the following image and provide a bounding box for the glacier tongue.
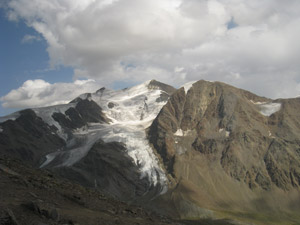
[91,80,168,192]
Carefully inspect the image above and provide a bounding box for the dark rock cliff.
[0,109,65,166]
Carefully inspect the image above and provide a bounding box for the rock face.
[149,80,300,221]
[52,98,110,130]
[0,109,65,166]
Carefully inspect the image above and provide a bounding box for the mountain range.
[0,79,300,225]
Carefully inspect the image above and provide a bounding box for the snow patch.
[174,129,192,137]
[226,131,230,137]
[174,129,184,136]
[181,81,196,94]
[40,154,56,168]
[250,100,266,105]
[251,101,282,116]
[259,103,281,116]
[219,128,230,137]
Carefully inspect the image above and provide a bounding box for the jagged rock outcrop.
[149,80,300,221]
[52,98,110,130]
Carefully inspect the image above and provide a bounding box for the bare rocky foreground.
[0,155,234,225]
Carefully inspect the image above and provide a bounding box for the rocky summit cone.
[149,80,300,224]
[1,79,300,225]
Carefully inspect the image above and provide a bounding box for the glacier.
[39,80,169,194]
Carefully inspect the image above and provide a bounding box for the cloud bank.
[1,79,101,108]
[2,0,300,109]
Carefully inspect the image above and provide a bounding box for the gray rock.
[25,201,60,221]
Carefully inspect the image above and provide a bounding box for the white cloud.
[21,34,42,44]
[0,79,101,108]
[4,0,300,101]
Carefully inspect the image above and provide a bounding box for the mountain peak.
[147,79,176,94]
[149,79,300,220]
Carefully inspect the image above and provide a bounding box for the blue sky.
[1,0,300,117]
[0,8,74,116]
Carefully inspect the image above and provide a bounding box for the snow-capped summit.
[78,80,167,125]
[56,80,176,191]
